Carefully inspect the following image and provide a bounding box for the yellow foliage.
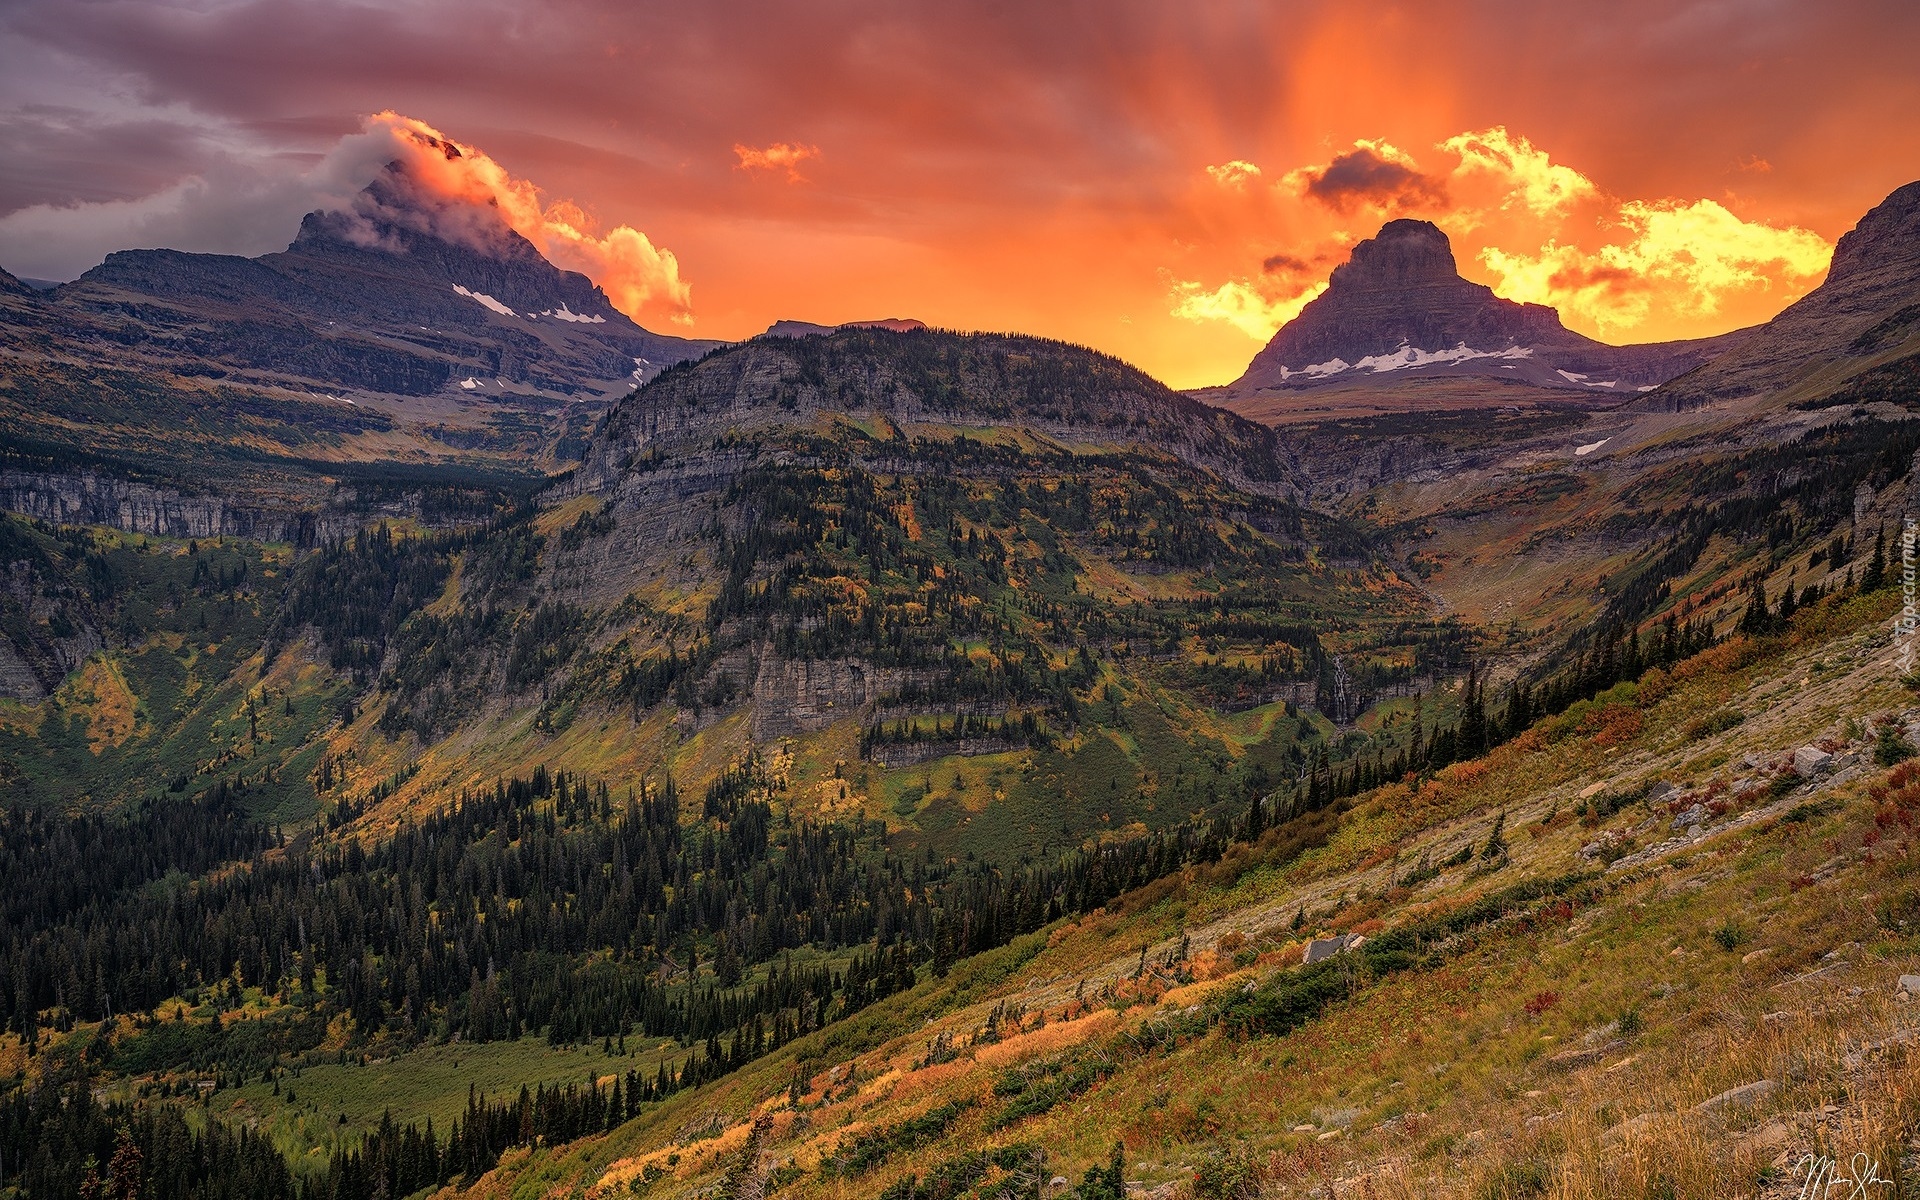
[973,1009,1120,1070]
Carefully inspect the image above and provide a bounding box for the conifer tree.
[1480,811,1508,862]
[1865,527,1887,591]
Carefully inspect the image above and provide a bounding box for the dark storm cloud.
[1297,146,1448,214]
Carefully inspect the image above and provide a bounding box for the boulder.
[1303,934,1358,965]
[1793,745,1834,776]
[1670,803,1707,830]
[1898,973,1920,996]
[1694,1079,1776,1115]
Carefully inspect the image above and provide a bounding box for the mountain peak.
[1328,219,1460,291]
[290,162,538,267]
[1223,220,1732,398]
[56,160,717,402]
[270,163,628,330]
[1228,221,1573,393]
[1825,179,1920,286]
[1628,178,1920,413]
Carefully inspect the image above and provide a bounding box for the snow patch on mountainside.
[1278,342,1535,381]
[1560,369,1621,389]
[453,284,518,317]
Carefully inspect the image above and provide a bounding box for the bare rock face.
[749,656,895,742]
[1248,221,1563,374]
[1229,220,1732,396]
[0,470,356,544]
[0,636,45,701]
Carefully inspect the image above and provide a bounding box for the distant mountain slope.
[584,326,1299,497]
[762,317,927,338]
[1222,220,1741,399]
[54,164,718,400]
[1630,179,1920,412]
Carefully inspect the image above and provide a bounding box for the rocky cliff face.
[0,635,43,701]
[1228,220,1735,397]
[0,470,360,545]
[750,656,906,741]
[1631,179,1920,413]
[1,555,106,700]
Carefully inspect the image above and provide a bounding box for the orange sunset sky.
[0,0,1917,388]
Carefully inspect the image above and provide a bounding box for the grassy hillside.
[434,582,1920,1200]
[5,551,1918,1199]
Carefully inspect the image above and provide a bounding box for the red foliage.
[1524,990,1560,1016]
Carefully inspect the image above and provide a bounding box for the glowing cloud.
[1205,160,1263,187]
[352,112,692,322]
[1479,198,1831,331]
[1441,126,1595,216]
[1170,276,1328,341]
[734,142,822,182]
[1176,126,1837,350]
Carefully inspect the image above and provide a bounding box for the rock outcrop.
[0,470,357,544]
[750,656,900,742]
[0,635,45,701]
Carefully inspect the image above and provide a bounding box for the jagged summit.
[276,163,622,328]
[1226,220,1734,398]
